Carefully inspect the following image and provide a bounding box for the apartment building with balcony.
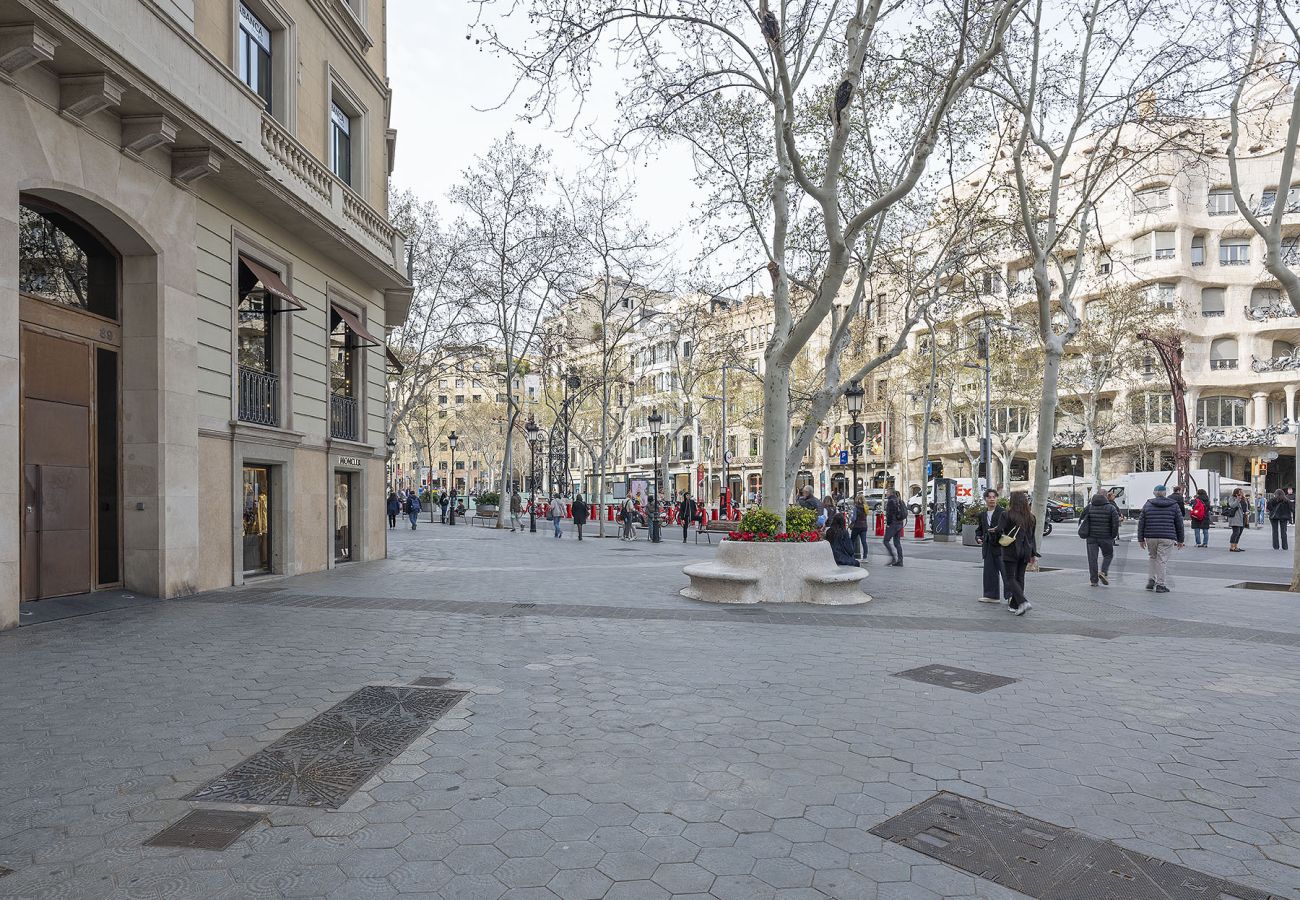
[1,0,411,628]
[893,89,1299,499]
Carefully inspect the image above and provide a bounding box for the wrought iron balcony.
[330,392,359,442]
[1246,301,1297,322]
[1252,353,1300,373]
[238,366,279,426]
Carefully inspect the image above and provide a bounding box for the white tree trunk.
[1030,346,1062,547]
[761,362,792,516]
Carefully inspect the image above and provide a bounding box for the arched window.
[18,199,119,319]
[1251,287,1281,310]
[1272,340,1295,359]
[1209,338,1238,370]
[1134,184,1170,213]
[1200,287,1225,317]
[1200,452,1233,478]
[1197,396,1246,427]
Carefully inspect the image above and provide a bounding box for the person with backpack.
[386,490,401,529]
[619,495,637,541]
[1267,488,1294,551]
[572,493,589,541]
[1138,484,1184,592]
[405,491,422,530]
[509,490,523,532]
[882,490,906,567]
[1078,491,1121,587]
[678,491,697,543]
[1189,488,1211,548]
[438,491,449,524]
[989,490,1039,616]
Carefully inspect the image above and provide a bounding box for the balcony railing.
[1209,359,1238,370]
[238,366,279,426]
[1247,302,1297,322]
[330,392,359,441]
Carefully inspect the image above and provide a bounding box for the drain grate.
[187,686,465,808]
[512,603,537,609]
[870,793,1276,900]
[892,664,1017,694]
[144,810,264,851]
[1227,581,1291,592]
[411,676,452,687]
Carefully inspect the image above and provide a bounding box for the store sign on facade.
[336,455,364,468]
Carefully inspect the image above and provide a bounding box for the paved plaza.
[2,517,1300,899]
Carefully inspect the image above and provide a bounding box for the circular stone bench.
[681,539,870,606]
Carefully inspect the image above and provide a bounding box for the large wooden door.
[21,329,93,600]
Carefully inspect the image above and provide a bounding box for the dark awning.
[330,301,384,348]
[238,253,306,311]
[385,346,405,374]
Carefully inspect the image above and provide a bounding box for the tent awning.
[239,253,306,311]
[385,346,404,374]
[330,301,384,348]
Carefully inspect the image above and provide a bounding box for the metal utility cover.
[1227,581,1290,592]
[187,686,465,808]
[892,664,1018,694]
[144,810,264,851]
[870,793,1277,900]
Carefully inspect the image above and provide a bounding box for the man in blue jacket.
[1137,484,1184,593]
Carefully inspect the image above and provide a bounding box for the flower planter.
[476,505,499,517]
[682,539,870,606]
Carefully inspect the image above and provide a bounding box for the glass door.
[242,466,272,575]
[334,472,353,563]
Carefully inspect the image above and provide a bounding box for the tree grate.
[186,686,465,808]
[1227,582,1291,592]
[892,664,1018,693]
[870,792,1278,900]
[144,810,264,851]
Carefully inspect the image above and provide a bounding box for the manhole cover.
[411,676,452,687]
[187,686,465,808]
[144,810,264,851]
[1227,582,1291,592]
[870,792,1276,899]
[892,664,1017,694]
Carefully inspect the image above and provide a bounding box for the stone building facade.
[1,0,410,629]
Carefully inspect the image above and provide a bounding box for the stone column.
[1285,384,1297,424]
[1252,391,1269,429]
[0,177,17,630]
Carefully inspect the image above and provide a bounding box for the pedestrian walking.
[439,491,449,524]
[405,491,422,530]
[974,488,1009,603]
[549,497,567,538]
[990,490,1039,616]
[882,489,906,567]
[509,490,523,532]
[825,513,860,567]
[1257,492,1268,530]
[796,486,819,512]
[1138,484,1184,592]
[1170,486,1187,520]
[850,495,870,560]
[386,491,400,529]
[619,496,637,541]
[1078,491,1120,587]
[678,491,697,543]
[1190,488,1211,548]
[572,493,589,540]
[1268,488,1293,551]
[1105,489,1126,523]
[1225,488,1248,552]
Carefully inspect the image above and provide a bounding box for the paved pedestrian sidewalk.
[2,522,1299,899]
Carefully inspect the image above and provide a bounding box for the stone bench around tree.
[681,539,870,606]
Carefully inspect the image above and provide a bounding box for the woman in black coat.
[1078,492,1120,586]
[990,490,1039,615]
[572,494,589,541]
[825,513,860,567]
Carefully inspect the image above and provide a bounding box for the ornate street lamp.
[648,408,663,543]
[447,431,459,526]
[525,415,541,533]
[1070,453,1079,511]
[845,380,865,497]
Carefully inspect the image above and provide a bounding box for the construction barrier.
[914,513,925,538]
[874,513,885,536]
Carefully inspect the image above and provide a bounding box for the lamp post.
[1070,454,1079,512]
[448,431,458,526]
[648,408,663,543]
[525,415,540,533]
[845,380,865,498]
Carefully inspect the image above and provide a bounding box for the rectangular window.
[241,465,273,575]
[1153,231,1175,259]
[330,101,353,185]
[1220,238,1250,266]
[1190,235,1205,266]
[1258,188,1278,215]
[1134,186,1168,213]
[1200,287,1225,317]
[1097,251,1112,275]
[749,435,759,456]
[238,3,272,109]
[1147,282,1176,309]
[1207,189,1235,215]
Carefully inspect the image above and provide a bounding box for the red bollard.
[711,509,718,521]
[874,513,885,536]
[914,513,925,538]
[608,505,615,521]
[566,503,572,517]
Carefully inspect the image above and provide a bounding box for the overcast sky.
[388,0,701,240]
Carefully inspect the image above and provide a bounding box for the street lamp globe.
[648,408,663,436]
[525,416,540,444]
[449,431,458,450]
[845,380,865,416]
